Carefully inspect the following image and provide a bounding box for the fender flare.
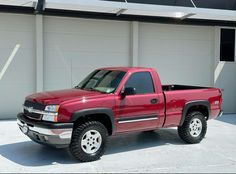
[71,108,115,135]
[179,100,210,126]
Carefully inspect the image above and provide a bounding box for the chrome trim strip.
[17,119,72,139]
[26,115,42,121]
[23,105,58,116]
[118,117,158,124]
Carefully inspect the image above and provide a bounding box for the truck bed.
[161,84,221,127]
[162,84,209,91]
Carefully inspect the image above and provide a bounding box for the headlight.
[42,105,59,122]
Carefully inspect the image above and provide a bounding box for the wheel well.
[73,113,113,135]
[187,105,209,120]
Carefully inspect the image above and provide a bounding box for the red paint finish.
[163,88,221,127]
[114,93,165,133]
[24,67,222,134]
[26,89,105,105]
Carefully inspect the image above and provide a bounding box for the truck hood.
[26,89,107,105]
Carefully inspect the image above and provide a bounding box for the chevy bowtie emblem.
[27,107,33,113]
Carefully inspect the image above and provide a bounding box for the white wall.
[0,13,234,119]
[0,13,35,119]
[44,16,130,91]
[216,62,236,113]
[214,27,236,113]
[139,23,215,86]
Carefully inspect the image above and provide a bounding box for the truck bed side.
[162,86,222,127]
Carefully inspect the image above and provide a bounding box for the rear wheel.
[178,111,207,144]
[69,121,108,162]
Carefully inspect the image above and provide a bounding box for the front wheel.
[178,111,207,144]
[69,121,108,162]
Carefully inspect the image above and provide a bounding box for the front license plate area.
[21,124,29,134]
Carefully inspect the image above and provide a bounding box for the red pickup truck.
[17,67,223,162]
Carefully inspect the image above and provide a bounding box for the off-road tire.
[178,111,207,144]
[69,121,108,162]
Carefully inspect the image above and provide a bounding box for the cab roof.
[98,67,155,72]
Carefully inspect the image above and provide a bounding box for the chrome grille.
[23,100,45,120]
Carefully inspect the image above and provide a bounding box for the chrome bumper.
[17,113,73,148]
[17,119,72,139]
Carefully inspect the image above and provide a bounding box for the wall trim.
[131,21,139,67]
[35,14,44,92]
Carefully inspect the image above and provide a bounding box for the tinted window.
[77,70,125,93]
[220,28,235,62]
[124,72,154,94]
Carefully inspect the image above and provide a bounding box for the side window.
[124,72,154,94]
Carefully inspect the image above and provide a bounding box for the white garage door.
[139,23,214,86]
[0,13,35,119]
[44,16,130,91]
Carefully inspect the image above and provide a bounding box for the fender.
[71,108,115,135]
[179,100,210,126]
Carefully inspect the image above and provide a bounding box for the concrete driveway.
[0,114,236,173]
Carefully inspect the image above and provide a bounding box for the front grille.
[23,100,45,120]
[24,100,45,110]
[24,109,42,120]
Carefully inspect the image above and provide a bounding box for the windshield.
[76,70,126,93]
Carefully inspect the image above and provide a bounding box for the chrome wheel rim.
[189,118,202,137]
[81,130,102,154]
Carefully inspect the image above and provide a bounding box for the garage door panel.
[45,50,71,68]
[71,52,129,67]
[0,86,33,119]
[141,23,213,41]
[44,33,129,53]
[0,32,34,49]
[71,68,96,87]
[44,83,72,91]
[139,23,214,86]
[0,13,34,32]
[44,49,72,91]
[71,52,129,86]
[45,17,129,37]
[141,53,211,85]
[44,16,130,91]
[140,39,212,56]
[0,50,35,83]
[45,69,71,83]
[0,14,35,119]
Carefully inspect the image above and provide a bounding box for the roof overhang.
[0,0,236,26]
[44,0,236,22]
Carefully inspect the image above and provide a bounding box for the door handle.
[150,98,158,104]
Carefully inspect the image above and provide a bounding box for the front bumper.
[17,113,73,148]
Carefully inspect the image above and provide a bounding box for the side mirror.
[121,87,136,98]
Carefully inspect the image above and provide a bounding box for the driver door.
[115,71,161,133]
